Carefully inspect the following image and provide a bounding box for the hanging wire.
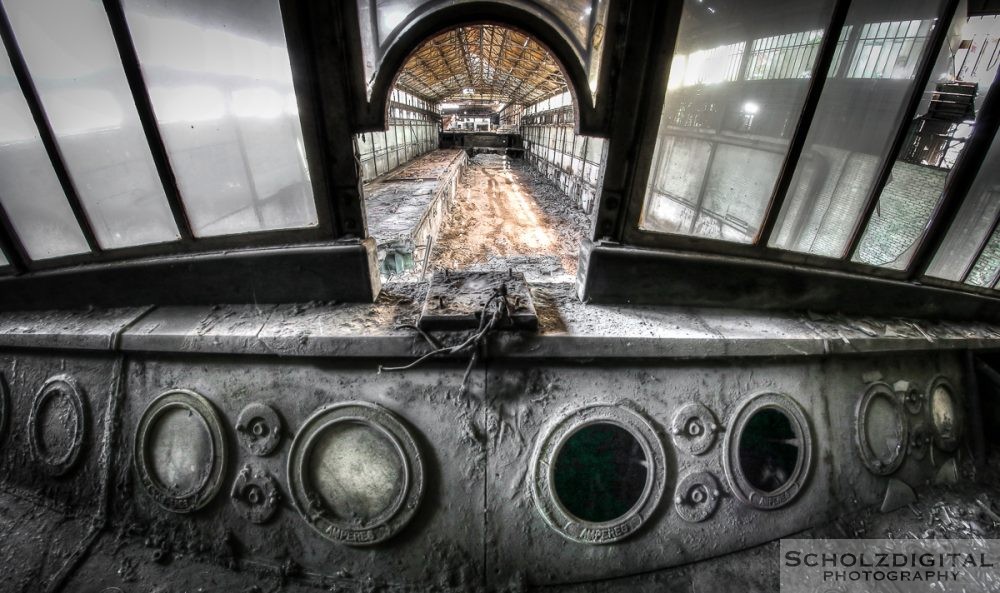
[379,284,513,395]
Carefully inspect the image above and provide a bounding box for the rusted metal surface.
[0,307,150,351]
[0,352,123,592]
[0,342,989,591]
[484,352,966,586]
[101,356,486,591]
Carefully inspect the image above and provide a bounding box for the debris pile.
[429,157,590,283]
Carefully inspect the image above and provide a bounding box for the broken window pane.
[552,423,648,523]
[926,125,1000,283]
[769,0,950,259]
[640,0,836,244]
[0,39,89,260]
[770,0,942,257]
[854,14,1000,269]
[738,408,800,493]
[122,0,317,237]
[5,0,178,250]
[965,224,1000,288]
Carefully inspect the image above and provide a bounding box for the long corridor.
[428,154,591,283]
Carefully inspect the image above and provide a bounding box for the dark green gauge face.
[553,423,648,523]
[738,408,800,493]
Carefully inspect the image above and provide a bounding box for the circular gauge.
[670,403,719,456]
[236,402,283,457]
[531,403,666,544]
[724,392,813,510]
[28,375,87,476]
[134,389,228,513]
[927,377,962,452]
[674,470,722,523]
[231,464,280,524]
[287,402,424,546]
[855,382,908,475]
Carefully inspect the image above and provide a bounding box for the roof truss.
[395,25,568,106]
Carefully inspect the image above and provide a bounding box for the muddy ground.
[427,154,591,283]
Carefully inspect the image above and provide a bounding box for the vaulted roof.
[394,24,568,106]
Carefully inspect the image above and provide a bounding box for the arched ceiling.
[394,24,568,106]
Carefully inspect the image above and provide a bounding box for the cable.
[379,285,512,396]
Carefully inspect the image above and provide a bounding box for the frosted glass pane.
[640,0,836,244]
[0,250,7,266]
[122,0,317,237]
[926,128,1000,282]
[769,0,947,258]
[0,41,89,260]
[5,0,178,250]
[854,14,1000,269]
[965,226,1000,288]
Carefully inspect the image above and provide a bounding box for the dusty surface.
[364,150,465,247]
[429,154,591,283]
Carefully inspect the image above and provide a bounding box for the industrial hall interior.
[1,0,1000,592]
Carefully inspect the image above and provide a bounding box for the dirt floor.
[427,153,591,283]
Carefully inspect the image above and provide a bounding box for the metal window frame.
[964,213,1000,283]
[0,0,380,307]
[907,61,1000,289]
[0,2,101,255]
[601,0,1000,299]
[0,0,361,276]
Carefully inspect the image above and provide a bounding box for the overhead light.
[462,88,475,95]
[742,101,760,115]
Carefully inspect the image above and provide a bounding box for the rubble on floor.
[364,150,466,279]
[428,155,591,283]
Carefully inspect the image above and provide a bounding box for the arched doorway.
[357,23,607,285]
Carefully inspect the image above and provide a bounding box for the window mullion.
[909,62,1000,281]
[0,3,100,254]
[843,0,960,261]
[102,0,194,242]
[756,0,852,246]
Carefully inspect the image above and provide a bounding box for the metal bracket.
[418,270,538,331]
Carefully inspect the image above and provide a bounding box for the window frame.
[608,0,1000,299]
[0,0,349,276]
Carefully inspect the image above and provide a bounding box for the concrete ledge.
[0,241,380,311]
[1,282,999,358]
[578,240,1000,323]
